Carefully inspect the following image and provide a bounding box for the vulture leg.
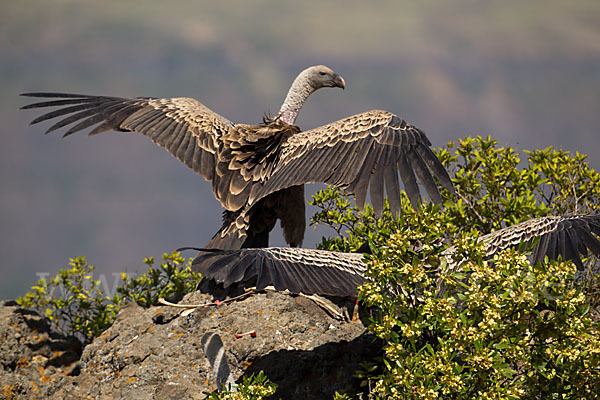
[278,185,306,247]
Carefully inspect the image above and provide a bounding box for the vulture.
[21,65,453,250]
[191,214,600,298]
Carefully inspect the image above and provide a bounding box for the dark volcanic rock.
[0,292,380,399]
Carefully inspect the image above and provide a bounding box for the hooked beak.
[332,74,346,90]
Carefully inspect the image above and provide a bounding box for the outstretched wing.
[192,247,367,297]
[248,110,454,216]
[197,215,600,299]
[20,92,247,209]
[444,214,600,270]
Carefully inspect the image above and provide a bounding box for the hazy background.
[2,1,600,299]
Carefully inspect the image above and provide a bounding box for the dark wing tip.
[20,92,92,98]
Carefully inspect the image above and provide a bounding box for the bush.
[437,137,600,231]
[16,251,201,343]
[117,252,201,308]
[16,257,121,343]
[310,137,600,398]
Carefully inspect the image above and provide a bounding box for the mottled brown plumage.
[444,214,600,271]
[21,65,453,249]
[193,214,600,298]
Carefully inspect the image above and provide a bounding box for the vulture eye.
[319,71,327,76]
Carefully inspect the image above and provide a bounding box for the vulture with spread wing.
[192,214,600,298]
[21,65,453,249]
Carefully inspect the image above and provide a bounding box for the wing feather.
[182,131,197,167]
[533,231,551,265]
[151,117,177,141]
[169,124,190,155]
[577,227,600,255]
[88,102,148,136]
[199,147,215,181]
[351,141,380,210]
[397,149,421,209]
[175,129,192,161]
[563,227,584,270]
[557,228,567,261]
[29,102,101,125]
[62,113,109,137]
[335,141,373,191]
[125,109,164,133]
[369,146,388,215]
[165,126,186,155]
[21,97,99,109]
[415,144,455,193]
[272,258,301,293]
[224,254,255,287]
[546,231,558,260]
[590,220,600,235]
[298,147,331,182]
[383,147,402,216]
[255,256,276,291]
[407,148,442,204]
[46,108,103,135]
[321,141,351,181]
[326,142,356,184]
[63,100,131,137]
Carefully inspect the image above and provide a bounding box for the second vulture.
[191,214,600,298]
[21,65,453,249]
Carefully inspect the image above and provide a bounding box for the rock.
[0,300,81,399]
[0,292,380,399]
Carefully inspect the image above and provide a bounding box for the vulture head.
[278,65,346,124]
[305,65,346,90]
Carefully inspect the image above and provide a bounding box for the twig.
[234,330,257,339]
[158,289,257,309]
[298,292,345,320]
[159,287,347,321]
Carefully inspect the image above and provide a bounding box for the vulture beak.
[333,74,346,90]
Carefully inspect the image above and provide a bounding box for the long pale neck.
[278,70,316,124]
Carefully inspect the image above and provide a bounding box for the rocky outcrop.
[0,292,380,399]
[0,300,81,399]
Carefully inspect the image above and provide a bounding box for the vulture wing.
[192,247,367,297]
[248,110,455,216]
[19,92,263,210]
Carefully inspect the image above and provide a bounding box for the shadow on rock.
[244,332,382,399]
